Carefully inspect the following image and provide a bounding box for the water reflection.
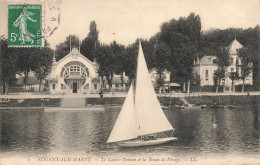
[0,106,259,157]
[0,110,51,155]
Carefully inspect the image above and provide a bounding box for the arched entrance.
[60,61,90,93]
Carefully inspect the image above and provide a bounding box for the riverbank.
[0,98,61,107]
[1,91,260,99]
[186,95,260,106]
[1,95,259,108]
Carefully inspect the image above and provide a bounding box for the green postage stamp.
[8,4,42,47]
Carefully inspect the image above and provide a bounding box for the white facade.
[194,38,253,90]
[48,48,100,94]
[149,68,171,84]
[149,68,171,93]
[104,73,129,90]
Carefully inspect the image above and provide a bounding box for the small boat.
[117,137,177,147]
[219,105,228,109]
[161,105,169,109]
[228,105,237,109]
[201,104,207,108]
[211,104,219,108]
[106,42,177,147]
[174,105,185,109]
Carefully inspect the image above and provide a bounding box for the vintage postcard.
[0,0,260,165]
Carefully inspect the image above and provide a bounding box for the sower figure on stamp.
[13,8,37,44]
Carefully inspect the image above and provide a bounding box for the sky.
[1,0,260,48]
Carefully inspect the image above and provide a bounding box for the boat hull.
[117,137,177,147]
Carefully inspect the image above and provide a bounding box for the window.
[70,65,80,75]
[205,78,209,85]
[231,68,234,72]
[205,70,209,77]
[94,84,97,89]
[230,57,234,64]
[115,84,119,88]
[213,70,217,77]
[236,59,239,65]
[53,84,55,89]
[84,84,89,89]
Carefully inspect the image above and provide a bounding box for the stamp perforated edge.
[7,4,44,48]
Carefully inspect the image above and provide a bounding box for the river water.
[0,106,259,159]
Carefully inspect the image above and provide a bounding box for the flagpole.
[79,38,80,53]
[53,41,55,58]
[70,35,72,52]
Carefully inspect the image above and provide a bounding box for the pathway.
[61,97,85,108]
[180,97,192,107]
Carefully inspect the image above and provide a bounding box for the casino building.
[48,48,101,94]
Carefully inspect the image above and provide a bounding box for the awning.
[65,76,85,80]
[170,83,180,87]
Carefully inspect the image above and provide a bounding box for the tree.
[191,72,201,92]
[215,46,230,92]
[200,28,244,56]
[228,72,239,92]
[0,36,18,94]
[240,26,259,90]
[124,43,138,82]
[31,41,53,91]
[55,35,80,61]
[154,41,171,93]
[110,41,126,90]
[15,47,38,86]
[81,21,99,61]
[238,46,254,92]
[159,13,201,93]
[96,44,116,91]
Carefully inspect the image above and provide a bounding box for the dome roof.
[228,38,243,55]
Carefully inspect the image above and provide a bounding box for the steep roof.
[199,56,217,65]
[228,38,243,55]
[149,68,171,74]
[56,48,96,66]
[16,75,41,85]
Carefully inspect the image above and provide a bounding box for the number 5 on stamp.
[8,4,43,47]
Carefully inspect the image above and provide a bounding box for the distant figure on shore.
[99,90,103,98]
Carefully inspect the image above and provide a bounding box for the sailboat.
[106,41,177,147]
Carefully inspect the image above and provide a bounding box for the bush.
[235,85,255,92]
[0,98,61,107]
[191,85,224,92]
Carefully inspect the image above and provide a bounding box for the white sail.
[135,41,173,136]
[107,84,138,143]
